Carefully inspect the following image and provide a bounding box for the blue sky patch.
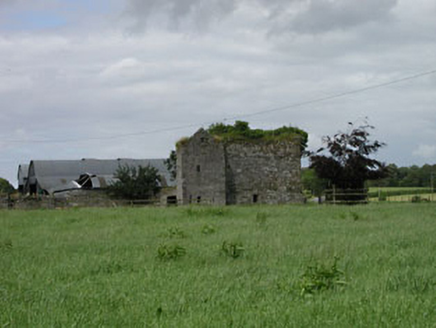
[2,10,68,31]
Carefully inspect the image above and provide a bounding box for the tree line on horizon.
[366,163,436,188]
[303,163,436,195]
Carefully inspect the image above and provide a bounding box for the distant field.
[2,204,436,327]
[368,187,430,193]
[368,187,435,202]
[375,193,435,202]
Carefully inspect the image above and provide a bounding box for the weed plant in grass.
[299,256,347,296]
[221,241,244,259]
[157,244,187,260]
[1,204,436,327]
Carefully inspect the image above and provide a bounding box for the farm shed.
[24,158,175,196]
[17,164,29,193]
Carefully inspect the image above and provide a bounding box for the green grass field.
[1,204,436,327]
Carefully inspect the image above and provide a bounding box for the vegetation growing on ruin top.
[208,121,308,149]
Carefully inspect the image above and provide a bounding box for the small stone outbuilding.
[177,125,305,205]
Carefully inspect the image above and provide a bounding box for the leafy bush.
[157,244,186,260]
[299,257,346,295]
[107,164,161,200]
[208,121,308,151]
[0,178,15,194]
[221,241,244,259]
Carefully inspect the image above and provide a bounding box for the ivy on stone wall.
[208,121,308,150]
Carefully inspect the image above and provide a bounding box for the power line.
[3,123,204,144]
[226,68,436,121]
[3,68,436,145]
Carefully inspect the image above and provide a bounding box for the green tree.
[107,165,161,200]
[400,165,422,187]
[0,178,15,194]
[367,163,436,188]
[301,168,328,199]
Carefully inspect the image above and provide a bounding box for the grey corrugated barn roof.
[27,158,175,194]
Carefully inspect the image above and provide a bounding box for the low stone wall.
[0,197,10,209]
[4,190,166,210]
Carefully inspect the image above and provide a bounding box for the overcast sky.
[1,0,435,186]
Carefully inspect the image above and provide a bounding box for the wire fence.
[324,188,369,205]
[322,187,436,204]
[3,188,436,210]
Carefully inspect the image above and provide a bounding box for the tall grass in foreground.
[1,203,436,327]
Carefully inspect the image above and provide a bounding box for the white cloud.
[413,145,436,159]
[0,74,33,93]
[287,0,398,34]
[122,0,401,35]
[0,0,436,185]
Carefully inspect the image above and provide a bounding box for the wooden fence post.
[332,185,336,205]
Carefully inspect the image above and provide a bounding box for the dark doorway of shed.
[167,196,177,205]
[197,196,201,203]
[253,194,258,203]
[29,184,37,195]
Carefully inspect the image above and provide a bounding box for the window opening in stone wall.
[196,165,201,172]
[253,194,258,203]
[197,196,201,203]
[167,196,177,205]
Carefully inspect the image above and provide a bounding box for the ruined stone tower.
[176,125,305,205]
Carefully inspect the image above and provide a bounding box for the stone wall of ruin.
[225,140,303,204]
[176,129,227,205]
[177,129,304,205]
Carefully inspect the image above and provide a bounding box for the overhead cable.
[3,68,436,144]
